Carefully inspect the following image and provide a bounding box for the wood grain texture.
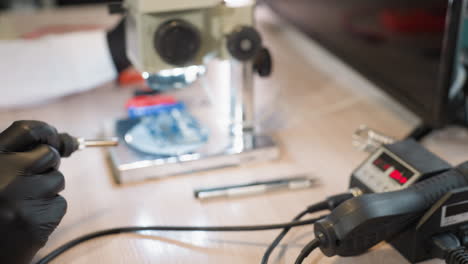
[1,4,465,264]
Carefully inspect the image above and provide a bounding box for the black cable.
[260,209,310,264]
[261,193,353,264]
[36,218,321,264]
[406,124,434,141]
[445,248,468,264]
[432,233,468,264]
[294,238,320,264]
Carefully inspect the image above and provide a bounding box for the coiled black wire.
[446,247,468,264]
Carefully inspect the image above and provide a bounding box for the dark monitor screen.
[265,0,465,127]
[56,0,107,4]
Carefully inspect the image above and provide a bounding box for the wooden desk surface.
[1,5,467,264]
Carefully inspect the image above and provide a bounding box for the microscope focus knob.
[227,26,262,61]
[154,19,201,66]
[253,47,273,77]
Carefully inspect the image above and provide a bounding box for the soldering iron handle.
[58,133,80,158]
[314,162,468,258]
[406,162,468,208]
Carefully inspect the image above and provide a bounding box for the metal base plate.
[104,120,279,184]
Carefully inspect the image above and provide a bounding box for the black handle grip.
[406,162,468,208]
[58,133,79,158]
[0,197,16,226]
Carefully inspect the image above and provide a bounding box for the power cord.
[294,238,321,264]
[261,192,355,264]
[446,248,468,264]
[261,209,313,264]
[432,233,468,264]
[36,218,322,264]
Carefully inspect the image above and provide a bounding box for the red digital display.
[390,170,408,184]
[372,153,414,185]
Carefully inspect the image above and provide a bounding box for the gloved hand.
[0,121,68,264]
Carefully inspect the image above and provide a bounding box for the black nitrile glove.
[0,120,79,158]
[0,121,69,264]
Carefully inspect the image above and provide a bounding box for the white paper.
[0,30,117,108]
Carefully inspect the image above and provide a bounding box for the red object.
[400,177,408,184]
[380,8,446,34]
[119,69,145,85]
[21,25,104,39]
[390,170,407,184]
[125,95,177,109]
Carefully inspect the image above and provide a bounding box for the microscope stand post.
[104,59,279,184]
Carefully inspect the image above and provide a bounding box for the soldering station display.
[372,153,415,185]
[350,143,426,194]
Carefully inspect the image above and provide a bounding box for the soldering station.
[4,0,468,263]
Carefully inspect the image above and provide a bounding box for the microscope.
[105,0,279,183]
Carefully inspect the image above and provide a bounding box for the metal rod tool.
[77,138,119,150]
